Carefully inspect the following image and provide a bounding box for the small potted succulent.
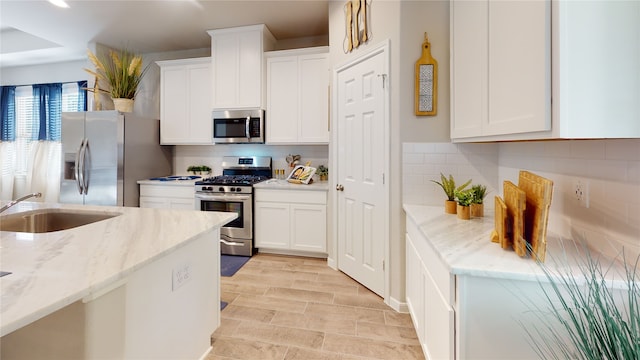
[470,184,488,217]
[316,165,328,181]
[454,188,475,220]
[431,173,472,214]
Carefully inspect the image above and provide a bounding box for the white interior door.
[334,45,388,296]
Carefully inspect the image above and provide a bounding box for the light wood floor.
[207,253,425,360]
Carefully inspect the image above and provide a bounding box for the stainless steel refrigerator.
[59,111,172,207]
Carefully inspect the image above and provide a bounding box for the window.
[11,82,86,175]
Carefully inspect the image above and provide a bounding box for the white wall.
[403,139,640,266]
[0,59,88,86]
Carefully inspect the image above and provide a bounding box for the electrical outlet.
[574,179,589,208]
[172,263,192,291]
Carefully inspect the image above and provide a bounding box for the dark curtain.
[32,83,62,141]
[0,86,16,141]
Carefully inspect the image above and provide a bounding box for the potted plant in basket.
[470,184,488,217]
[454,188,475,220]
[431,173,472,214]
[85,48,149,112]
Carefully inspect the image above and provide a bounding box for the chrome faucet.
[0,192,42,214]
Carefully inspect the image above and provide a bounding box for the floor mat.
[220,255,250,277]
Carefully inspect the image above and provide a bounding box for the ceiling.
[0,0,329,68]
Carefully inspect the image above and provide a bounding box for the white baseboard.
[327,256,337,270]
[389,296,409,313]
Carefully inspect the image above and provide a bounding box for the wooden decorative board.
[491,195,508,247]
[503,180,527,256]
[518,171,554,262]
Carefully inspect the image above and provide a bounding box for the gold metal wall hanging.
[344,0,371,53]
[415,33,438,116]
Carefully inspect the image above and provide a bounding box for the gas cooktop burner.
[196,175,269,186]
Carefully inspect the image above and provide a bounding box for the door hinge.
[382,173,385,184]
[382,259,385,271]
[377,74,387,89]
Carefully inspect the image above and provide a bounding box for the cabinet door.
[486,0,551,136]
[450,0,487,139]
[211,30,262,109]
[187,63,213,144]
[160,66,188,144]
[290,204,326,252]
[159,61,212,145]
[298,54,329,143]
[450,0,551,140]
[405,234,425,346]
[423,261,454,360]
[255,202,290,249]
[266,56,299,143]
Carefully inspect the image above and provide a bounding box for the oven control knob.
[203,186,211,191]
[231,187,238,192]
[218,187,225,192]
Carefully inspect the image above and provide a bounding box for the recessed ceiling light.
[48,0,69,8]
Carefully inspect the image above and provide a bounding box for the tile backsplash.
[174,144,329,178]
[403,139,640,264]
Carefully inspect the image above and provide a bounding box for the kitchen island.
[0,202,235,359]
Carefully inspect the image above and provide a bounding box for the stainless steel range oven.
[195,156,271,256]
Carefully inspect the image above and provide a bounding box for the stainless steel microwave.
[212,109,265,144]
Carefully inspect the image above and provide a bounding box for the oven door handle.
[220,239,245,247]
[195,193,252,201]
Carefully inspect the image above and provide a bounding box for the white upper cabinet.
[266,47,330,144]
[553,0,640,138]
[158,57,212,145]
[208,25,276,110]
[451,0,639,142]
[451,0,551,141]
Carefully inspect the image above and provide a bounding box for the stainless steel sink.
[0,208,120,233]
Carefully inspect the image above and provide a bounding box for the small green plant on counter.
[187,165,211,175]
[431,173,472,201]
[523,248,640,360]
[454,188,475,206]
[471,184,488,204]
[316,165,328,177]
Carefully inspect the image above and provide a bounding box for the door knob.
[336,184,344,191]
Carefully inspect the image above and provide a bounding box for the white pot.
[112,98,134,113]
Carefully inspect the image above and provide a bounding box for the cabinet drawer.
[139,185,195,199]
[255,189,326,205]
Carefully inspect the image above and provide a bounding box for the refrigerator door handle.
[82,139,92,195]
[75,139,85,195]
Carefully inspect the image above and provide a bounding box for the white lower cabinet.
[406,216,543,359]
[255,189,327,254]
[139,184,195,210]
[406,231,454,360]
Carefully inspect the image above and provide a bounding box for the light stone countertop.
[136,177,202,186]
[403,204,631,287]
[254,179,329,191]
[0,202,236,337]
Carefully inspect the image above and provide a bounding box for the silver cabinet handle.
[336,184,344,191]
